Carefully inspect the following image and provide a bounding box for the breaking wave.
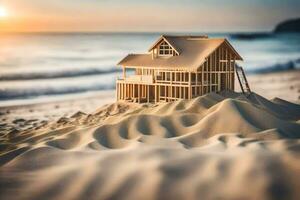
[0,67,121,81]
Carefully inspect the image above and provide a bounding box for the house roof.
[118,35,243,70]
[148,35,181,55]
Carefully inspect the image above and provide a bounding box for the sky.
[0,0,299,32]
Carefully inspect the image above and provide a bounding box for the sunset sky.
[0,0,299,32]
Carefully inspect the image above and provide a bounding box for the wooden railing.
[118,75,154,84]
[118,75,219,87]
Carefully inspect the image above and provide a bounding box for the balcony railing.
[118,75,154,84]
[118,75,214,86]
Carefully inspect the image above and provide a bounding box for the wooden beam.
[210,56,212,92]
[147,85,149,103]
[123,67,126,79]
[179,86,182,99]
[226,47,229,90]
[116,83,119,100]
[155,85,157,103]
[195,72,198,96]
[229,53,232,90]
[166,86,168,102]
[201,65,204,95]
[233,58,236,91]
[188,72,192,99]
[159,85,161,102]
[138,85,140,103]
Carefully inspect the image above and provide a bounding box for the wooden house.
[116,35,249,103]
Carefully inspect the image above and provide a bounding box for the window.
[158,41,174,56]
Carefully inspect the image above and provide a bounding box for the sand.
[245,69,300,103]
[0,70,300,200]
[0,89,300,200]
[0,90,115,136]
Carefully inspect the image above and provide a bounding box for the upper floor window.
[158,41,174,56]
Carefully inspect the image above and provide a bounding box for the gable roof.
[118,35,243,70]
[148,35,181,55]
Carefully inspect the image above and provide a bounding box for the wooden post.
[201,64,204,95]
[175,85,177,99]
[165,86,167,102]
[123,83,125,100]
[225,48,228,90]
[116,83,119,100]
[154,85,158,103]
[123,67,126,79]
[195,73,198,96]
[147,85,149,103]
[125,84,128,100]
[158,85,161,102]
[229,53,232,90]
[218,74,221,91]
[120,83,122,100]
[214,51,216,92]
[233,58,236,91]
[124,84,126,100]
[209,57,212,92]
[130,84,132,99]
[179,86,182,99]
[128,84,130,100]
[188,71,192,99]
[138,85,140,103]
[142,85,144,98]
[127,84,129,99]
[121,83,123,100]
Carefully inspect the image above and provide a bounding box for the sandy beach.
[0,0,300,199]
[0,70,300,200]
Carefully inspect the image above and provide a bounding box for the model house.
[116,35,249,103]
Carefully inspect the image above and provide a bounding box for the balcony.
[117,75,154,84]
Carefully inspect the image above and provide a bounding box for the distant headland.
[230,18,300,40]
[274,18,300,33]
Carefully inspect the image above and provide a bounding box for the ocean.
[0,32,299,105]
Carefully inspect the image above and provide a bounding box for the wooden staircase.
[235,65,251,95]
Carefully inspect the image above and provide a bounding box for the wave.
[0,67,122,81]
[42,54,120,62]
[0,84,115,101]
[230,31,300,40]
[230,32,273,40]
[248,58,300,74]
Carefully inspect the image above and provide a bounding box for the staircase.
[235,65,251,95]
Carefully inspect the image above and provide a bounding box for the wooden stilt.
[155,85,157,103]
[188,72,192,99]
[147,85,149,103]
[138,85,140,103]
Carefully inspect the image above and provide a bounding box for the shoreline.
[0,90,115,134]
[0,69,299,133]
[1,69,299,108]
[0,90,116,108]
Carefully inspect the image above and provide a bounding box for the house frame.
[116,35,243,103]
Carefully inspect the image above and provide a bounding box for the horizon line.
[0,30,273,35]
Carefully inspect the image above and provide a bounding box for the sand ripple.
[1,92,300,200]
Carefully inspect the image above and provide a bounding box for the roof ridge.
[128,53,149,55]
[163,35,209,38]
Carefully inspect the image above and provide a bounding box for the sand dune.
[1,92,300,200]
